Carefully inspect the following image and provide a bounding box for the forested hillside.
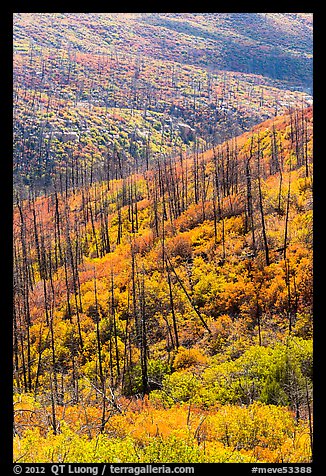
[14,13,313,88]
[14,107,313,463]
[13,13,313,465]
[13,13,312,193]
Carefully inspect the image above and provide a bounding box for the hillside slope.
[13,13,313,193]
[13,108,313,463]
[14,13,313,89]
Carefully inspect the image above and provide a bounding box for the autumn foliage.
[13,13,313,464]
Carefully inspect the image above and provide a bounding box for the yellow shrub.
[173,346,208,370]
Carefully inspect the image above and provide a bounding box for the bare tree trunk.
[111,271,120,379]
[283,152,292,260]
[166,261,179,349]
[93,268,106,433]
[257,138,270,266]
[246,138,256,255]
[166,254,211,334]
